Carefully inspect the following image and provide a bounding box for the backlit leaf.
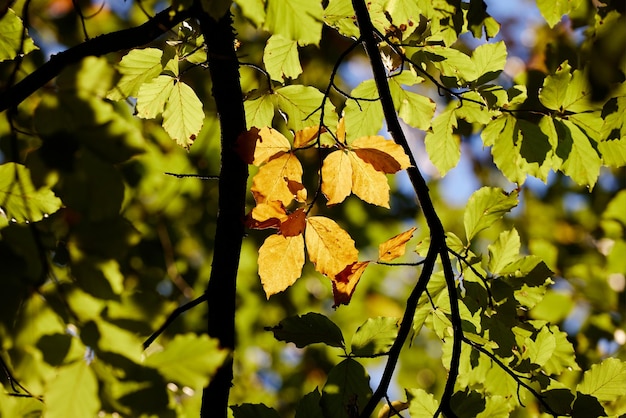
[135,75,174,119]
[274,85,336,131]
[264,0,323,45]
[488,228,521,275]
[245,94,275,129]
[351,317,399,357]
[251,152,303,204]
[559,119,601,188]
[351,135,412,173]
[321,150,353,205]
[264,34,302,81]
[305,216,358,277]
[0,163,62,225]
[343,80,383,141]
[471,41,507,84]
[598,138,626,167]
[144,333,228,388]
[378,227,417,261]
[107,48,163,101]
[332,261,370,307]
[0,9,37,62]
[45,360,99,418]
[577,358,626,401]
[349,152,391,208]
[464,187,518,241]
[267,312,345,348]
[407,388,439,418]
[537,0,583,28]
[526,327,556,367]
[324,0,361,38]
[258,234,305,297]
[425,107,460,176]
[162,81,204,149]
[389,72,436,130]
[253,126,291,165]
[321,359,372,418]
[423,45,478,84]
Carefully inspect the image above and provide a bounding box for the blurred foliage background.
[0,0,625,416]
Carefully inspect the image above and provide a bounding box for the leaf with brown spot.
[378,227,417,261]
[251,152,303,204]
[253,126,291,165]
[259,234,305,297]
[247,201,288,230]
[349,152,391,208]
[351,135,411,173]
[305,216,358,278]
[287,180,307,203]
[294,125,326,148]
[332,261,370,307]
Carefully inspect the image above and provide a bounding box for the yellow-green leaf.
[424,106,460,176]
[264,0,323,46]
[162,81,204,149]
[264,34,302,82]
[577,358,626,401]
[464,187,518,241]
[106,48,163,101]
[45,361,99,418]
[0,9,37,62]
[135,75,175,119]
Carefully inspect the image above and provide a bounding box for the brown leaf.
[378,227,418,261]
[332,261,370,307]
[259,234,305,297]
[280,208,307,237]
[321,150,352,206]
[294,126,326,148]
[235,127,261,164]
[286,180,307,203]
[349,152,391,208]
[253,126,291,165]
[251,153,303,204]
[351,135,411,173]
[305,216,358,278]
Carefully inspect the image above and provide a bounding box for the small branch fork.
[351,1,462,416]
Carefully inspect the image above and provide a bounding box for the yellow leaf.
[350,152,391,208]
[321,150,353,205]
[305,216,358,277]
[378,227,418,261]
[294,125,325,148]
[254,126,291,165]
[247,201,288,230]
[351,135,411,173]
[251,152,303,204]
[332,261,369,307]
[336,117,347,144]
[259,234,305,297]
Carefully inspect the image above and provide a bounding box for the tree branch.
[0,6,193,112]
[196,8,248,418]
[352,1,462,417]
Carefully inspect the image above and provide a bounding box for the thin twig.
[164,172,219,179]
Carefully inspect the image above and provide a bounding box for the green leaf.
[407,388,439,418]
[488,228,521,275]
[464,187,518,242]
[245,93,275,129]
[543,326,580,375]
[267,312,345,348]
[0,163,62,226]
[324,0,361,39]
[598,138,626,167]
[350,317,399,357]
[577,358,626,401]
[471,41,507,84]
[231,404,281,418]
[424,106,460,176]
[45,360,100,418]
[455,91,492,124]
[0,9,37,62]
[274,85,337,132]
[536,0,583,28]
[539,62,572,111]
[162,81,204,149]
[264,0,324,46]
[389,72,436,130]
[423,45,479,84]
[263,35,303,82]
[144,333,228,388]
[106,48,163,101]
[558,119,601,188]
[135,75,175,119]
[385,0,422,36]
[295,389,324,418]
[525,327,556,367]
[343,80,383,141]
[320,358,372,418]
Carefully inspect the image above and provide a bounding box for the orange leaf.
[332,261,370,307]
[349,152,391,208]
[336,117,346,144]
[259,234,305,297]
[286,180,307,203]
[305,216,358,277]
[351,136,411,173]
[321,150,352,206]
[236,127,261,164]
[378,227,418,261]
[280,208,307,237]
[294,126,326,148]
[251,153,303,204]
[253,126,291,165]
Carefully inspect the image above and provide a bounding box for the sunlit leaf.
[251,152,303,204]
[464,187,518,241]
[351,135,412,173]
[264,0,323,45]
[45,360,99,418]
[0,163,62,225]
[378,227,417,261]
[577,358,626,401]
[324,0,361,38]
[349,151,391,208]
[162,81,204,149]
[389,72,436,130]
[305,216,358,277]
[558,119,601,188]
[0,9,37,62]
[135,75,174,119]
[471,41,507,84]
[351,316,399,357]
[536,0,583,28]
[425,107,460,176]
[106,48,163,101]
[245,94,275,129]
[488,228,521,275]
[407,388,439,418]
[258,234,305,297]
[253,126,292,165]
[343,80,383,141]
[267,312,345,348]
[332,261,370,307]
[525,327,556,367]
[321,150,353,205]
[274,85,337,131]
[321,359,372,418]
[264,34,303,81]
[423,45,479,84]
